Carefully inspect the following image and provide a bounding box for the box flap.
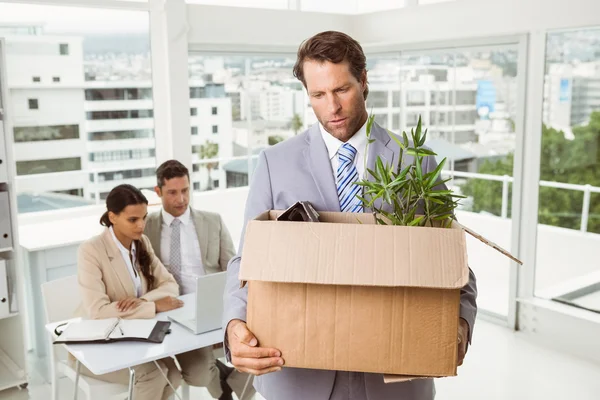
[453,221,523,265]
[240,211,470,289]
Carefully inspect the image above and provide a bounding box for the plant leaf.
[408,216,425,226]
[366,167,380,181]
[415,157,423,181]
[417,148,437,157]
[414,117,422,145]
[419,126,428,147]
[388,130,406,150]
[425,157,446,188]
[376,157,388,185]
[402,131,409,148]
[366,113,376,135]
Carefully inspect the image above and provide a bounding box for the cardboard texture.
[240,210,520,379]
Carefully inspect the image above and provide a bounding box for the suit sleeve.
[218,215,236,271]
[77,241,155,320]
[425,154,478,343]
[222,151,274,360]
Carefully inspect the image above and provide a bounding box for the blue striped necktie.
[337,143,363,213]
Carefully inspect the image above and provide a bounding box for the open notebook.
[54,318,171,345]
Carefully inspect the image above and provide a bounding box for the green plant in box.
[356,114,465,228]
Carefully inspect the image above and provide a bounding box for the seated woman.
[73,184,185,400]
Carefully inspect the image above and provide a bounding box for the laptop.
[168,271,227,335]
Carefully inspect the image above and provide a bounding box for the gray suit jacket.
[223,123,478,400]
[144,208,235,278]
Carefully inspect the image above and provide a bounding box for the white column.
[149,0,192,172]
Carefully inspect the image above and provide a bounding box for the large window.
[534,28,600,313]
[89,149,155,162]
[95,167,155,182]
[0,3,155,212]
[188,53,304,192]
[368,45,522,317]
[88,129,153,141]
[86,110,153,120]
[85,88,152,101]
[366,54,401,130]
[16,157,81,175]
[14,124,79,142]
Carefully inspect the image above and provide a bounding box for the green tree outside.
[290,113,303,136]
[462,111,600,233]
[198,140,219,190]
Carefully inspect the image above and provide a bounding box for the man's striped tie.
[337,143,363,213]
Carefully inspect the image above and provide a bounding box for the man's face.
[304,59,368,142]
[155,176,190,218]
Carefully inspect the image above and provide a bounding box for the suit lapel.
[365,123,395,212]
[303,124,341,212]
[191,209,209,267]
[101,229,136,297]
[149,212,163,261]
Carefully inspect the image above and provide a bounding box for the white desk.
[45,294,223,399]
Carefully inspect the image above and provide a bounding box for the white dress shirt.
[319,120,369,180]
[109,226,142,297]
[160,207,205,295]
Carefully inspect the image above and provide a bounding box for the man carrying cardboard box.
[223,30,478,400]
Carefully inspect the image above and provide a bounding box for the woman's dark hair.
[100,184,154,290]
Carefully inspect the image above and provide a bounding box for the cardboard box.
[239,210,519,380]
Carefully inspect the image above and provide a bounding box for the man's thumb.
[237,323,258,346]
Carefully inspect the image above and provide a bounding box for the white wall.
[9,89,84,127]
[456,210,600,315]
[85,118,154,133]
[355,0,600,47]
[536,225,600,293]
[190,97,233,159]
[84,99,154,112]
[14,139,85,162]
[186,0,600,51]
[87,138,156,153]
[89,157,156,171]
[16,170,88,194]
[94,176,155,193]
[5,36,84,87]
[192,187,249,248]
[456,211,513,316]
[187,4,354,48]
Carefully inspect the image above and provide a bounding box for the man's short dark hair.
[156,160,189,188]
[293,31,369,100]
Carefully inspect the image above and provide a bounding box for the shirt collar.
[319,119,368,161]
[162,207,192,226]
[109,226,136,255]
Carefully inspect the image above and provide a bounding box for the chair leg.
[181,382,190,400]
[48,336,61,400]
[240,374,253,400]
[50,362,60,400]
[73,360,81,400]
[128,368,135,400]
